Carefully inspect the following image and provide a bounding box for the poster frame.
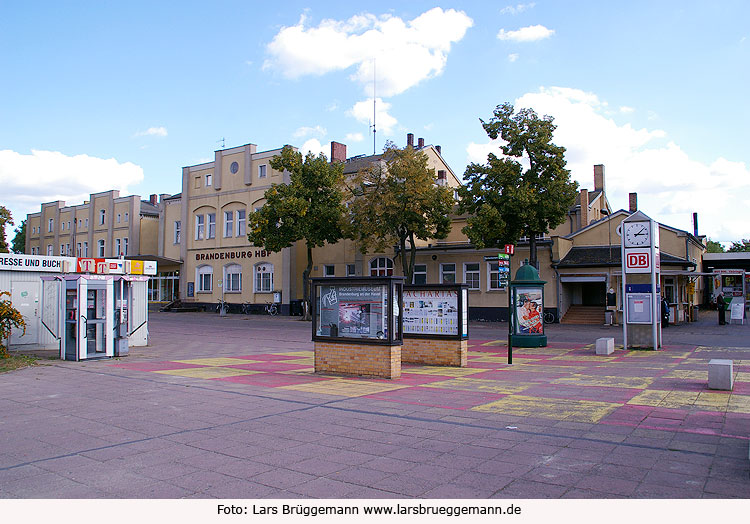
[403,284,469,340]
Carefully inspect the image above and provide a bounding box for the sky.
[1,1,748,246]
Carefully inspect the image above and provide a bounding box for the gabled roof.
[555,246,695,268]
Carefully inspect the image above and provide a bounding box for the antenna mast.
[372,59,376,155]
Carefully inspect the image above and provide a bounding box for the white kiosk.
[621,211,662,350]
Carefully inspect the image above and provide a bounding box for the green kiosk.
[508,260,547,356]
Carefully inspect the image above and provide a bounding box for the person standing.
[717,291,726,325]
[661,295,670,327]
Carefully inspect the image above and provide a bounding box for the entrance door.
[83,281,113,359]
[11,281,39,346]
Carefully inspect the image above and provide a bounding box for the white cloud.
[300,139,328,158]
[500,3,536,15]
[508,53,519,62]
[465,86,749,242]
[292,125,327,138]
[348,98,398,135]
[346,133,364,142]
[497,25,554,42]
[264,8,473,97]
[0,149,144,229]
[619,106,635,114]
[133,126,167,138]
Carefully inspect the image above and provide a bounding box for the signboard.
[0,254,75,273]
[730,302,744,322]
[504,244,515,255]
[626,293,653,324]
[77,258,106,273]
[143,261,157,276]
[403,289,459,335]
[187,282,194,297]
[514,287,543,335]
[128,260,144,275]
[318,285,386,338]
[624,248,651,273]
[104,259,125,274]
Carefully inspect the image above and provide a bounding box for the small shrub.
[0,291,26,358]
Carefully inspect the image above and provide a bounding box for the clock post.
[621,211,661,350]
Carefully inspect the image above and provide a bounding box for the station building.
[21,138,709,324]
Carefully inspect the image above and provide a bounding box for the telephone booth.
[61,275,115,361]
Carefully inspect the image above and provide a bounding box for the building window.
[207,213,216,239]
[67,221,71,230]
[258,164,267,179]
[464,263,480,290]
[117,214,121,223]
[77,243,82,256]
[99,210,105,225]
[47,245,52,256]
[254,263,274,293]
[205,173,212,187]
[83,242,88,257]
[370,257,393,276]
[66,244,71,255]
[224,211,233,237]
[98,239,105,257]
[124,212,128,222]
[85,218,89,228]
[346,264,356,277]
[48,219,53,233]
[324,265,335,277]
[197,265,213,292]
[195,215,205,240]
[123,238,128,255]
[224,264,242,292]
[488,262,506,290]
[194,176,201,189]
[440,263,456,284]
[61,221,64,231]
[60,244,65,255]
[413,264,427,284]
[115,239,121,255]
[236,209,246,237]
[174,221,181,244]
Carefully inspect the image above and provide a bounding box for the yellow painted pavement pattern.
[550,354,620,362]
[663,369,708,380]
[552,374,654,389]
[280,379,407,397]
[422,377,530,394]
[472,395,621,423]
[155,367,264,379]
[405,366,488,377]
[173,357,257,366]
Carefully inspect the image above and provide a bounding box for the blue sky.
[1,1,748,245]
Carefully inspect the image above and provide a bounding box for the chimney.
[417,137,425,148]
[435,145,441,155]
[580,189,589,228]
[629,192,638,213]
[149,194,157,205]
[594,164,605,194]
[406,133,414,148]
[331,141,347,163]
[693,212,699,237]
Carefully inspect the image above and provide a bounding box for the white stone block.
[595,337,615,355]
[708,359,734,391]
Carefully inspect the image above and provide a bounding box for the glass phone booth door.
[63,277,114,361]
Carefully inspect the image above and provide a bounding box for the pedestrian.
[661,295,670,327]
[717,291,726,325]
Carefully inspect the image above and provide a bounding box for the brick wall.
[402,338,468,367]
[314,341,401,379]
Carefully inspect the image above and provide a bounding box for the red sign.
[77,258,105,273]
[504,244,515,255]
[625,249,651,273]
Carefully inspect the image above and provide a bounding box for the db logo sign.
[625,249,651,273]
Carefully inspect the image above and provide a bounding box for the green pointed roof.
[513,261,546,284]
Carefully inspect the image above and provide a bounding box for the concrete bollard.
[708,359,734,391]
[595,337,615,355]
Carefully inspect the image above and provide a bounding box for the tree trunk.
[399,235,410,283]
[408,231,417,284]
[529,233,538,269]
[302,243,313,321]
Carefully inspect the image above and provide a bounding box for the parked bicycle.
[265,302,279,316]
[241,302,252,315]
[216,298,228,316]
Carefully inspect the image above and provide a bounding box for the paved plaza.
[1,312,748,498]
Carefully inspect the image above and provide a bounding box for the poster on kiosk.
[621,211,661,350]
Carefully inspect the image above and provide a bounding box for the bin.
[605,311,613,325]
[692,305,699,322]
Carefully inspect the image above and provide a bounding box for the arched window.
[370,257,393,276]
[254,263,274,293]
[224,264,242,292]
[196,265,213,292]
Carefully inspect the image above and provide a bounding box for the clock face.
[625,222,650,247]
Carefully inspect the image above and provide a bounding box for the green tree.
[248,146,347,318]
[11,219,26,254]
[0,206,13,253]
[458,103,578,268]
[346,142,454,283]
[0,291,26,358]
[728,239,750,252]
[705,239,725,253]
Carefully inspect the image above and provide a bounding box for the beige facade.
[26,190,159,259]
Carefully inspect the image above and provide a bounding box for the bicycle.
[216,298,228,316]
[241,302,252,315]
[265,302,279,316]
